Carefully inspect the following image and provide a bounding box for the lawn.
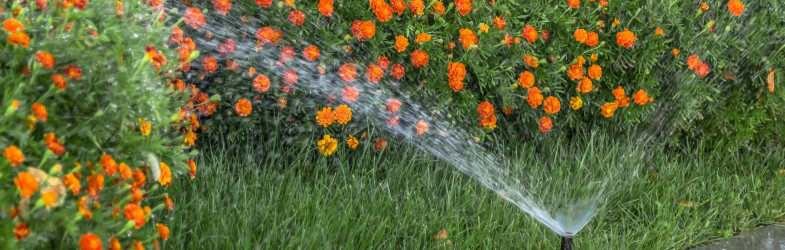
[163,131,785,249]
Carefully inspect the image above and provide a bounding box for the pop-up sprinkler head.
[561,233,574,250]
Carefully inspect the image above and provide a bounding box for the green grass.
[161,132,785,249]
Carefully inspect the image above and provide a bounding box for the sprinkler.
[561,233,574,250]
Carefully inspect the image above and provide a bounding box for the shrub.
[1,0,198,248]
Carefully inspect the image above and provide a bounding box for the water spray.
[561,233,574,250]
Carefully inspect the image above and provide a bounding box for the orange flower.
[86,174,104,198]
[7,31,30,47]
[14,172,38,198]
[386,115,400,127]
[63,173,81,195]
[334,105,352,124]
[303,46,320,61]
[524,54,539,68]
[567,63,584,80]
[391,0,406,14]
[415,33,431,44]
[479,114,497,128]
[44,133,66,156]
[518,71,535,89]
[455,0,472,16]
[416,120,429,135]
[164,194,175,211]
[63,65,82,80]
[687,54,701,70]
[42,191,57,209]
[2,19,24,32]
[390,63,405,79]
[256,27,282,45]
[14,223,29,240]
[654,27,664,36]
[110,238,121,250]
[585,31,599,47]
[360,20,376,39]
[408,0,424,16]
[633,89,652,105]
[184,8,206,29]
[187,159,197,179]
[124,204,146,229]
[727,0,744,16]
[78,196,93,220]
[458,28,478,49]
[32,103,47,122]
[366,64,384,83]
[394,35,409,52]
[411,50,429,67]
[696,62,710,77]
[317,134,339,156]
[522,25,538,43]
[539,116,553,133]
[616,29,637,48]
[576,78,592,94]
[342,86,359,103]
[375,138,387,152]
[139,118,151,136]
[3,145,24,166]
[479,23,489,33]
[51,74,67,90]
[288,10,305,26]
[145,46,167,72]
[159,162,172,187]
[449,78,464,92]
[573,29,588,43]
[316,107,335,127]
[119,162,132,180]
[79,233,102,250]
[156,223,170,241]
[317,0,334,16]
[502,107,513,115]
[587,65,602,80]
[386,98,402,113]
[672,48,680,58]
[700,2,709,12]
[212,0,232,15]
[35,51,56,69]
[253,74,270,92]
[527,87,544,108]
[257,0,273,7]
[431,0,446,14]
[543,96,561,114]
[132,168,146,189]
[202,56,217,73]
[447,62,466,91]
[590,53,598,62]
[493,16,506,30]
[612,86,630,107]
[567,0,580,8]
[372,1,393,22]
[347,135,359,149]
[570,96,583,110]
[601,102,618,118]
[477,101,494,118]
[101,154,118,176]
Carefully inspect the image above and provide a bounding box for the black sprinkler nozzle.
[561,234,574,250]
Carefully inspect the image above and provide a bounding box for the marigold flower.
[118,163,132,180]
[687,54,701,70]
[14,223,29,240]
[654,27,664,36]
[570,96,583,110]
[587,65,602,80]
[616,29,637,48]
[31,103,47,122]
[342,86,359,103]
[567,63,584,81]
[573,29,588,43]
[585,31,599,47]
[184,8,206,29]
[458,28,478,49]
[375,138,387,152]
[347,135,359,149]
[567,0,580,8]
[415,120,429,135]
[366,64,384,83]
[524,55,539,68]
[110,238,121,250]
[100,155,118,176]
[316,107,335,127]
[123,204,146,229]
[201,56,217,74]
[317,134,339,156]
[612,86,631,107]
[517,71,535,89]
[15,172,38,198]
[300,46,320,62]
[86,174,103,198]
[159,162,172,187]
[3,145,24,166]
[155,223,170,241]
[42,191,57,209]
[2,19,24,32]
[163,195,175,211]
[44,133,66,156]
[480,114,497,128]
[288,10,305,26]
[448,78,464,92]
[257,0,272,7]
[455,0,472,15]
[408,0,424,16]
[394,35,409,52]
[590,53,598,62]
[210,0,231,14]
[727,0,744,16]
[633,89,652,105]
[256,27,282,45]
[386,98,402,113]
[612,18,620,27]
[283,69,298,85]
[502,107,513,115]
[234,99,252,117]
[34,51,55,69]
[249,75,269,93]
[390,0,406,14]
[7,31,30,47]
[339,63,358,82]
[79,233,102,250]
[63,173,81,195]
[431,0,446,15]
[314,0,334,16]
[411,50,429,67]
[50,74,67,90]
[673,48,680,58]
[696,62,710,77]
[372,1,393,22]
[360,21,376,39]
[479,23,489,33]
[543,96,561,114]
[599,0,608,7]
[62,65,82,80]
[333,105,352,125]
[522,25,538,43]
[415,33,432,44]
[539,116,553,133]
[135,118,151,136]
[493,16,506,30]
[601,102,618,118]
[387,115,400,127]
[215,39,236,56]
[390,64,405,80]
[700,2,709,12]
[527,87,544,108]
[477,101,494,119]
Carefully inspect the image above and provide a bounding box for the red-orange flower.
[372,0,393,22]
[539,116,553,133]
[32,103,47,122]
[527,87,544,108]
[524,54,539,68]
[235,99,252,117]
[14,172,38,198]
[447,62,466,91]
[289,10,305,26]
[386,98,402,113]
[334,105,352,124]
[567,0,580,8]
[164,194,175,211]
[601,102,618,118]
[522,25,538,43]
[44,133,66,156]
[184,8,206,29]
[123,204,146,229]
[612,86,630,107]
[585,31,599,47]
[63,173,81,195]
[318,0,334,17]
[51,74,67,90]
[86,174,104,198]
[14,222,29,240]
[339,63,358,82]
[543,96,561,114]
[63,65,82,80]
[79,233,102,250]
[416,120,429,135]
[4,145,24,166]
[616,29,637,48]
[187,159,197,179]
[633,89,652,105]
[257,0,272,8]
[7,31,30,48]
[458,28,478,49]
[145,46,167,72]
[360,21,376,40]
[696,62,710,77]
[567,63,584,80]
[517,71,535,89]
[253,74,270,93]
[394,35,408,52]
[455,0,472,16]
[493,16,506,30]
[687,54,701,70]
[431,0,446,15]
[587,65,602,80]
[212,0,232,15]
[479,113,497,128]
[157,223,170,241]
[573,29,588,43]
[391,64,405,79]
[408,0,424,16]
[217,39,236,56]
[303,46,320,61]
[101,154,118,176]
[283,69,298,85]
[411,50,429,67]
[577,77,593,94]
[366,64,384,83]
[2,19,24,32]
[342,86,359,103]
[159,162,172,187]
[256,27,282,45]
[390,0,406,14]
[387,116,400,127]
[375,138,387,152]
[202,56,217,73]
[35,51,55,69]
[727,0,744,16]
[477,101,494,119]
